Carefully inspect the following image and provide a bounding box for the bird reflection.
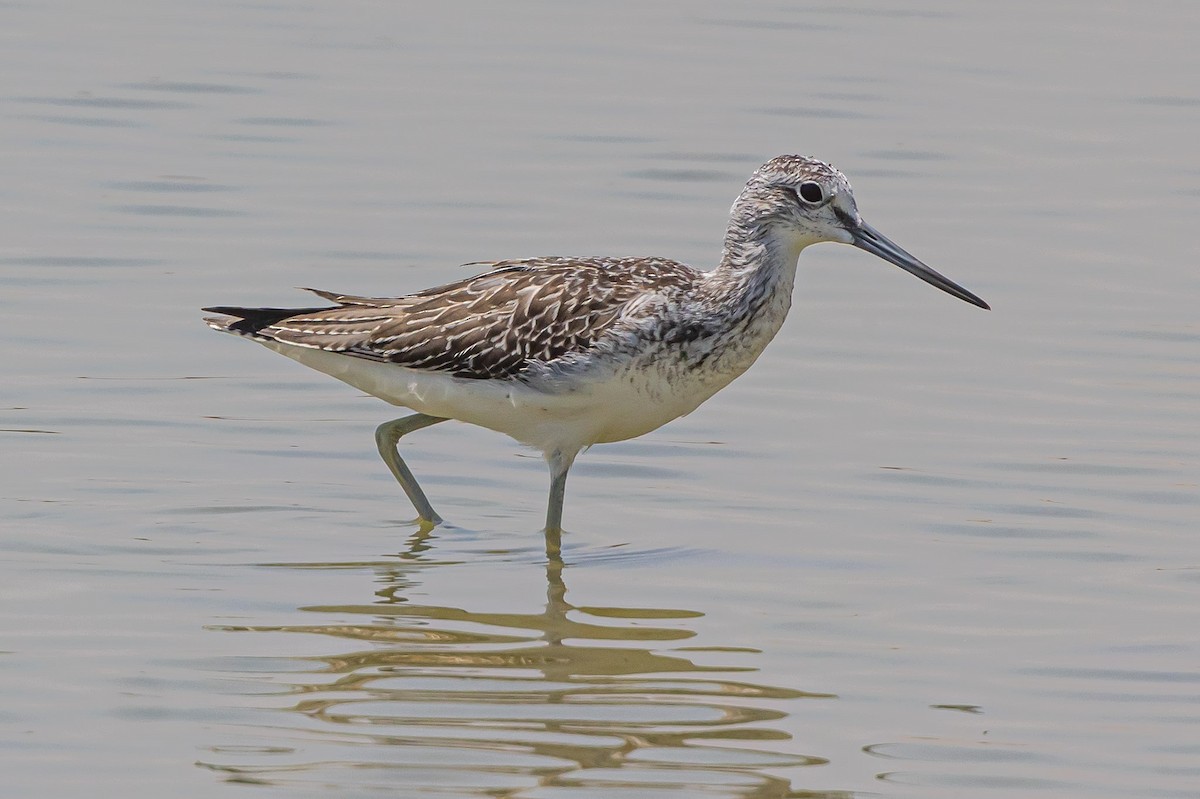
[201,529,849,797]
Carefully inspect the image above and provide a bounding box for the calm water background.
[3,2,1198,797]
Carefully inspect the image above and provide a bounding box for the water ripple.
[201,536,832,795]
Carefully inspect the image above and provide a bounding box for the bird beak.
[851,219,990,310]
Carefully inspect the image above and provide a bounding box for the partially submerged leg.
[545,448,579,534]
[375,413,448,524]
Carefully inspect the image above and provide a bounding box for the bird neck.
[677,221,806,383]
[709,219,806,311]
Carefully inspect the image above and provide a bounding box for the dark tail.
[202,305,328,337]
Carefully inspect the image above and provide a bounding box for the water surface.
[2,2,1198,797]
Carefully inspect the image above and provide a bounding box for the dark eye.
[798,181,824,203]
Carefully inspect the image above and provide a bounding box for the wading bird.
[205,155,988,532]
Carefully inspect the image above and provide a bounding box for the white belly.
[264,340,734,456]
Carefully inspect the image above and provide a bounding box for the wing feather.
[205,257,700,379]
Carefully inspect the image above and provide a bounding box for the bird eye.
[798,181,824,203]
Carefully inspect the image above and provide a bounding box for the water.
[2,2,1199,797]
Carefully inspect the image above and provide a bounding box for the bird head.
[729,155,989,310]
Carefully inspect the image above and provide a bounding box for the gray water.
[3,2,1199,797]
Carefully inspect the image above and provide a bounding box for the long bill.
[851,220,990,310]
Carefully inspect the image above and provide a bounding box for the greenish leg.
[545,448,578,534]
[375,413,448,524]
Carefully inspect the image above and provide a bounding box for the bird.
[204,154,988,533]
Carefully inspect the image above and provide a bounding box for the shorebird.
[205,155,988,532]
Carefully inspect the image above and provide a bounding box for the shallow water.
[3,2,1199,797]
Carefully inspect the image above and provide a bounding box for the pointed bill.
[851,220,990,310]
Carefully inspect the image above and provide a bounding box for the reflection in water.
[201,530,847,797]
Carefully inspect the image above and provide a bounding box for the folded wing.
[204,257,698,380]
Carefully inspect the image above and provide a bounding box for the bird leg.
[545,448,578,534]
[375,413,448,524]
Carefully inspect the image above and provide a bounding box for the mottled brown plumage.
[206,256,699,380]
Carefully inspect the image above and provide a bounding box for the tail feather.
[202,305,329,337]
[298,287,401,306]
[202,286,409,338]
